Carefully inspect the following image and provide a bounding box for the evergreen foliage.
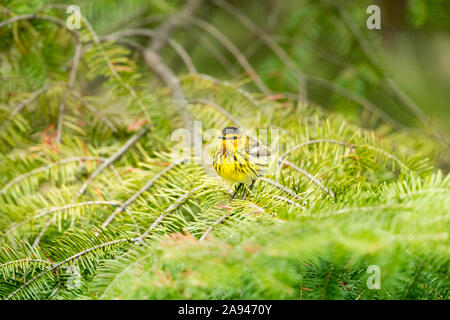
[0,0,448,299]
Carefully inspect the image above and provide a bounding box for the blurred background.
[2,0,450,168]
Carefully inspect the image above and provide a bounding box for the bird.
[211,126,269,200]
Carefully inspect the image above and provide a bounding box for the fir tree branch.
[6,238,131,300]
[0,258,53,269]
[102,159,185,228]
[135,186,201,241]
[199,211,231,241]
[78,126,150,195]
[3,201,121,237]
[280,160,335,198]
[0,85,49,131]
[0,157,107,195]
[281,139,355,159]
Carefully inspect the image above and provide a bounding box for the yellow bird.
[211,127,269,199]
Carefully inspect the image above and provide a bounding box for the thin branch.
[56,42,82,143]
[76,98,118,133]
[135,186,201,241]
[191,18,271,94]
[199,211,231,241]
[0,14,79,40]
[213,0,304,100]
[142,49,193,133]
[102,159,185,228]
[258,177,306,204]
[270,194,305,209]
[188,98,243,128]
[102,29,197,73]
[32,218,54,248]
[280,160,335,198]
[213,0,402,128]
[148,0,204,52]
[0,157,107,195]
[78,126,150,195]
[0,258,53,269]
[182,73,262,108]
[281,139,355,160]
[6,238,131,300]
[3,201,121,237]
[0,85,49,131]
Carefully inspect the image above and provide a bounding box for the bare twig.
[213,0,403,128]
[102,159,185,228]
[192,17,271,95]
[102,29,197,73]
[56,42,82,143]
[188,98,243,128]
[148,0,204,53]
[78,126,150,195]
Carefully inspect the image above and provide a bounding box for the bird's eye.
[233,136,237,140]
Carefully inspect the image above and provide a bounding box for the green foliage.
[0,0,448,300]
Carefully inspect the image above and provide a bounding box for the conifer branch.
[6,238,131,300]
[0,258,53,269]
[0,85,49,131]
[102,159,185,228]
[0,157,107,195]
[135,186,201,241]
[78,126,150,195]
[281,139,355,159]
[280,160,335,198]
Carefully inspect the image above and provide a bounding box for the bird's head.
[219,127,245,151]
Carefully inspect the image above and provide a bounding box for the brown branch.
[102,29,197,73]
[56,42,82,143]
